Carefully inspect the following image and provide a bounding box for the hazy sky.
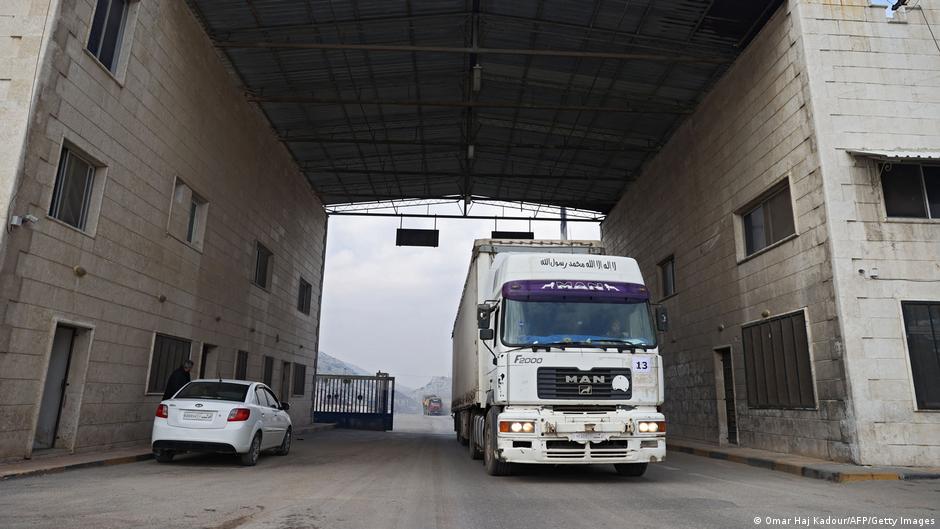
[319,203,600,389]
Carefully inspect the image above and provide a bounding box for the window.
[262,355,274,386]
[235,350,249,380]
[881,163,940,219]
[292,363,306,396]
[175,382,249,402]
[169,179,208,247]
[741,183,796,256]
[901,302,940,410]
[255,387,271,407]
[147,334,191,394]
[263,387,280,408]
[50,147,96,230]
[659,256,676,298]
[87,0,129,72]
[298,278,313,314]
[741,311,815,409]
[254,242,273,288]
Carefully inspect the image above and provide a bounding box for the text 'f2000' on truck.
[452,240,668,477]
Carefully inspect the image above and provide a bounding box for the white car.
[151,379,292,466]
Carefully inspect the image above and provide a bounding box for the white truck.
[452,239,667,476]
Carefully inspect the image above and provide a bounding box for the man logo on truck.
[566,375,606,384]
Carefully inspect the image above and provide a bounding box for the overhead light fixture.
[467,144,475,160]
[472,64,482,92]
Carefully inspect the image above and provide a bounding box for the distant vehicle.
[423,395,444,415]
[452,239,667,476]
[151,379,292,466]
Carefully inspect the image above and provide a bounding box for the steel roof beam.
[305,168,625,182]
[214,41,728,64]
[250,95,691,114]
[283,136,655,152]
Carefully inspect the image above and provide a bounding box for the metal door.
[34,326,76,449]
[313,374,395,430]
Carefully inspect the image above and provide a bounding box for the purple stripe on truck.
[502,280,649,302]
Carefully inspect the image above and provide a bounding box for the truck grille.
[545,439,632,459]
[537,368,632,400]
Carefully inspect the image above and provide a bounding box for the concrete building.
[603,0,940,466]
[1,0,937,468]
[0,0,326,459]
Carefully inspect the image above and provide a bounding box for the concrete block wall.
[796,0,940,466]
[0,0,55,245]
[0,0,327,459]
[602,4,857,461]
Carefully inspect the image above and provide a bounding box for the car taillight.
[227,408,251,422]
[155,404,168,418]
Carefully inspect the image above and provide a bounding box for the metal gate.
[313,373,395,431]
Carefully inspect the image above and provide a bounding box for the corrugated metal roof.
[847,149,940,162]
[186,0,784,213]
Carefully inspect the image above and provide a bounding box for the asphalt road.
[1,415,937,529]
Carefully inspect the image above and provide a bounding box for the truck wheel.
[468,413,483,460]
[614,463,648,477]
[456,411,469,446]
[154,450,175,463]
[483,407,511,476]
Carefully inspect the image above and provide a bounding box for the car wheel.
[483,407,511,476]
[275,427,291,456]
[614,463,648,477]
[240,433,262,466]
[154,450,175,463]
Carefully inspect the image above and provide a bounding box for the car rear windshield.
[173,382,250,402]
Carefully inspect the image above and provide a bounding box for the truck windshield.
[501,299,656,348]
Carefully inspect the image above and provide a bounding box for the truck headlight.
[499,421,535,434]
[638,421,666,433]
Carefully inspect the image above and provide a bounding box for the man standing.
[163,360,194,399]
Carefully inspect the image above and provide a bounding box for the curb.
[1,423,336,482]
[0,452,154,482]
[667,443,940,483]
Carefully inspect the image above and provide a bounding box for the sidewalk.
[0,423,335,481]
[667,437,940,483]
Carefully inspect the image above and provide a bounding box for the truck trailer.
[452,239,667,476]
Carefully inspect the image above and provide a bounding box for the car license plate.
[183,411,214,421]
[569,432,606,443]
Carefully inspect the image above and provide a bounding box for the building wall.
[0,0,327,459]
[602,4,858,461]
[796,0,940,466]
[0,0,56,242]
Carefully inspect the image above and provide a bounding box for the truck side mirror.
[477,303,494,330]
[479,328,494,340]
[655,306,669,332]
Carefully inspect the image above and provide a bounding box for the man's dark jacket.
[163,368,191,399]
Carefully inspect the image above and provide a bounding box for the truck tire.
[614,463,648,477]
[456,411,469,446]
[468,412,483,460]
[483,407,512,476]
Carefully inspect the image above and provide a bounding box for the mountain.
[316,352,370,376]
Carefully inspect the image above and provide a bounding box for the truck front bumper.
[496,408,666,465]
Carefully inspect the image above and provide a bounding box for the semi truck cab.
[452,241,667,476]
